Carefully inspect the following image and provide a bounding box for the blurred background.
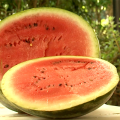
[0,0,120,106]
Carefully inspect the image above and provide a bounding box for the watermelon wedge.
[1,56,119,118]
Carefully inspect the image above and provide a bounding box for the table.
[0,103,120,120]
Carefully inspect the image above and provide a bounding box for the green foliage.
[0,0,120,106]
[94,17,120,70]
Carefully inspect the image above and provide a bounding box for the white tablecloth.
[0,103,120,120]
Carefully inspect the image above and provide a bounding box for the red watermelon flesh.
[0,8,100,81]
[6,56,116,110]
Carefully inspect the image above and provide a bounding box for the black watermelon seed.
[9,43,12,46]
[46,26,49,30]
[41,71,44,73]
[4,64,9,68]
[65,83,68,86]
[33,76,37,78]
[34,23,38,27]
[29,24,32,28]
[52,27,55,30]
[32,37,35,41]
[59,84,62,86]
[88,67,92,70]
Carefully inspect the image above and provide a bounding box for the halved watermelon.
[0,7,100,81]
[1,56,119,118]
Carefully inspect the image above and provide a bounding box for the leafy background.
[0,0,120,106]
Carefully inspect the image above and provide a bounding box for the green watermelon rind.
[10,87,116,118]
[0,89,23,112]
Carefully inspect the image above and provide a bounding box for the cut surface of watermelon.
[0,7,100,81]
[1,56,119,118]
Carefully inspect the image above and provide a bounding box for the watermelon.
[0,7,100,81]
[0,7,100,111]
[1,56,119,118]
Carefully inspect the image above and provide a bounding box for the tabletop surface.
[0,103,120,120]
